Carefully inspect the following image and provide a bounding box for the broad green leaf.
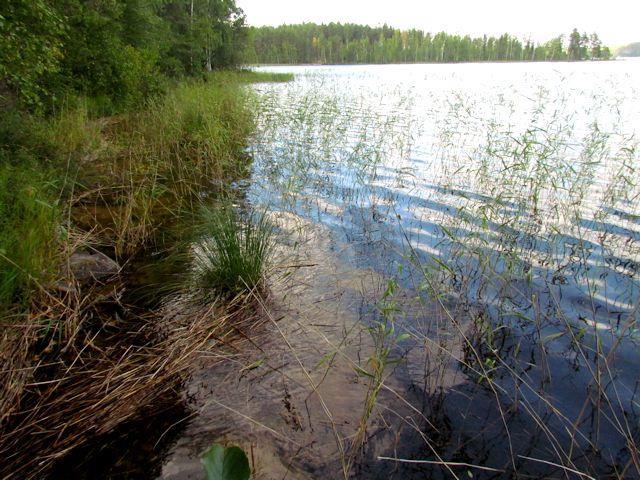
[202,444,250,480]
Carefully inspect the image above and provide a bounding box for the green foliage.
[567,29,610,61]
[192,206,274,295]
[0,109,53,160]
[201,444,250,480]
[0,0,247,110]
[0,0,65,107]
[0,160,59,313]
[244,23,612,65]
[49,0,165,112]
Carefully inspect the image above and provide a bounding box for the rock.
[68,251,120,284]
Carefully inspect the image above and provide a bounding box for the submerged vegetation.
[245,68,640,478]
[244,23,612,64]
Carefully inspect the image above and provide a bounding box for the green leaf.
[354,365,374,378]
[202,444,251,480]
[541,331,565,344]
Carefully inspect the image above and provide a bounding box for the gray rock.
[68,251,120,283]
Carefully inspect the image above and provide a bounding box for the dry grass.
[0,289,266,479]
[0,71,267,478]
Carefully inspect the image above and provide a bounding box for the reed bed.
[246,68,640,478]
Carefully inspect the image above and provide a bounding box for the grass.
[0,160,59,315]
[191,205,274,296]
[0,69,281,477]
[75,73,258,257]
[0,70,265,315]
[232,69,295,83]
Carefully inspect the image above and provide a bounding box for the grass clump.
[192,206,274,296]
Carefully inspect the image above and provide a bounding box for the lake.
[163,61,640,478]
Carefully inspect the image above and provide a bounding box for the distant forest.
[617,43,640,57]
[243,23,612,65]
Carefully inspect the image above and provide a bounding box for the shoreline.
[0,70,288,478]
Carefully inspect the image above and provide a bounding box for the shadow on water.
[46,241,196,479]
[50,399,188,479]
[236,63,640,478]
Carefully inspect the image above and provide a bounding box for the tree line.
[243,24,612,65]
[0,0,246,111]
[616,42,640,57]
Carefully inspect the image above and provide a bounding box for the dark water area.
[42,242,192,479]
[49,399,188,480]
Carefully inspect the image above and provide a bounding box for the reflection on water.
[245,62,640,477]
[162,61,640,479]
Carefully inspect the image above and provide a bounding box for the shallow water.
[162,61,640,478]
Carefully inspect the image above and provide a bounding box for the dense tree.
[244,23,611,65]
[589,33,602,59]
[568,28,583,60]
[0,0,65,106]
[0,0,247,109]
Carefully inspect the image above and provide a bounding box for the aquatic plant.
[246,66,640,478]
[202,444,251,480]
[192,206,274,295]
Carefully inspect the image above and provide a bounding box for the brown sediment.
[159,211,429,479]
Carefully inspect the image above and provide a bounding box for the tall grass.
[70,73,258,257]
[0,68,269,458]
[231,69,294,83]
[191,206,274,296]
[0,161,59,314]
[0,70,263,315]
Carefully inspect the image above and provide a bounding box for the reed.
[192,205,275,296]
[246,70,640,478]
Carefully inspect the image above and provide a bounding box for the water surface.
[166,61,640,478]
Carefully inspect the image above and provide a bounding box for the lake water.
[163,61,640,479]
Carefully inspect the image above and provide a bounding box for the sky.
[236,0,639,47]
